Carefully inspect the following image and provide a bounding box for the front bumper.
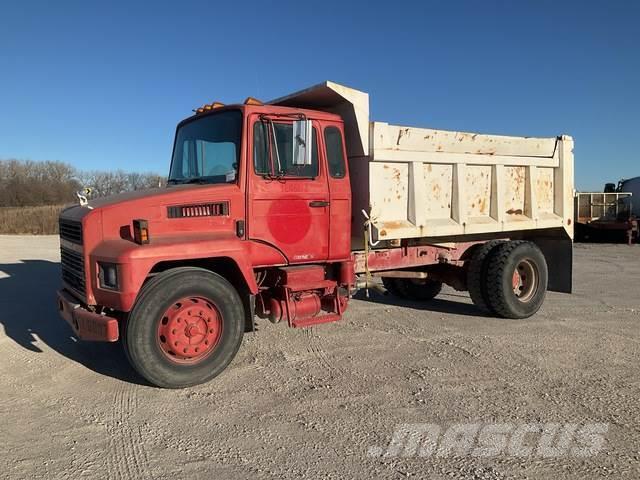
[57,290,119,342]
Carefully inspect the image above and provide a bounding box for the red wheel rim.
[157,296,222,364]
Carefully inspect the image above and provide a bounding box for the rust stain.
[509,166,525,184]
[380,221,406,229]
[479,197,487,214]
[506,208,523,215]
[380,229,387,237]
[396,128,410,146]
[432,183,442,199]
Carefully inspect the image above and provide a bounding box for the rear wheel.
[124,267,244,388]
[484,241,548,319]
[466,240,505,313]
[381,277,402,297]
[383,277,442,301]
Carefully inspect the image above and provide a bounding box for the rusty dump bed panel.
[365,123,574,243]
[271,82,574,247]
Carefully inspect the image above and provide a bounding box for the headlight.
[98,262,119,290]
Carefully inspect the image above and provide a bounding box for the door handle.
[309,200,330,207]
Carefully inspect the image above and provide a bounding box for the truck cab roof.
[179,103,345,129]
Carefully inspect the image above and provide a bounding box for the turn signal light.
[133,219,150,245]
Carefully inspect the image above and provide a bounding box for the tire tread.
[467,240,504,312]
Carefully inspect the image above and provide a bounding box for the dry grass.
[0,205,66,234]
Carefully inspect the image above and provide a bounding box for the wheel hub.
[512,259,538,303]
[157,297,222,363]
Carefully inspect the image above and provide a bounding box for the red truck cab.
[58,101,355,387]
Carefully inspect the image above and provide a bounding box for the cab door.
[247,116,330,263]
[323,123,351,261]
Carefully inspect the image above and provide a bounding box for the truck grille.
[61,247,86,296]
[59,218,83,244]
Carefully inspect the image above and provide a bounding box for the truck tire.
[466,240,505,313]
[382,277,402,297]
[383,277,442,301]
[484,241,548,319]
[124,267,244,388]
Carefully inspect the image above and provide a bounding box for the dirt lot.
[0,235,638,479]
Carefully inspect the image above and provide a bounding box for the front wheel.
[484,241,548,319]
[124,267,244,388]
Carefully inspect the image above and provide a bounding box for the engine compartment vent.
[167,202,229,219]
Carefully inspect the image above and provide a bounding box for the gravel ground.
[0,235,638,479]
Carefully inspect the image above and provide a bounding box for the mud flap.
[527,231,573,294]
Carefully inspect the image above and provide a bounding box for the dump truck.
[57,81,574,388]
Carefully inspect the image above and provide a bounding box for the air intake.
[167,202,229,218]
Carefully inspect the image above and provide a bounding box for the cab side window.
[253,121,271,175]
[253,120,319,178]
[324,126,346,178]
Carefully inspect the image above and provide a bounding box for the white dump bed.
[272,82,574,246]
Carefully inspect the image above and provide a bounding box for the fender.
[89,232,257,312]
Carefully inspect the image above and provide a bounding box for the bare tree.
[0,159,79,206]
[0,159,165,207]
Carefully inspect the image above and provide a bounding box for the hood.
[86,187,170,209]
[59,183,234,222]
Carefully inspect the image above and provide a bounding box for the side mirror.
[292,119,313,166]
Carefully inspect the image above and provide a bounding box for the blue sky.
[1,0,638,190]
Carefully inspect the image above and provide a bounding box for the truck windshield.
[168,110,242,185]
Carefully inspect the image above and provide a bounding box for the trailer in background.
[574,191,638,244]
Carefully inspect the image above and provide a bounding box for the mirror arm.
[269,120,282,174]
